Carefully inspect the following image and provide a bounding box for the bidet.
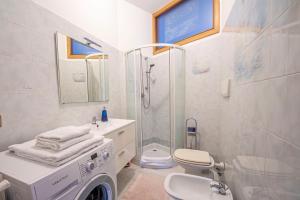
[164,173,233,200]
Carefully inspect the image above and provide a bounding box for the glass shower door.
[140,47,173,168]
[126,45,185,169]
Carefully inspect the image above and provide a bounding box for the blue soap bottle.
[101,107,108,122]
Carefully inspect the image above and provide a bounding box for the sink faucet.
[210,181,228,195]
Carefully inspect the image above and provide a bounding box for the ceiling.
[125,0,172,13]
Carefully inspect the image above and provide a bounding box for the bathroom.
[0,0,299,199]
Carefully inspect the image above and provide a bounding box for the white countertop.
[90,118,135,136]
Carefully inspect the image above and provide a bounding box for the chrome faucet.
[210,181,228,195]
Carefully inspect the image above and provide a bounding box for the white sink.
[164,173,233,200]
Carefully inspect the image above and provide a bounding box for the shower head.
[148,64,155,73]
[150,64,155,68]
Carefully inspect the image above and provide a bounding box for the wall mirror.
[55,32,109,104]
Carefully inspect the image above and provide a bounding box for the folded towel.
[36,125,91,142]
[8,135,103,167]
[36,133,93,151]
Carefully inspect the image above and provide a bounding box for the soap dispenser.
[101,107,108,122]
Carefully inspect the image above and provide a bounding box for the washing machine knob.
[103,151,110,160]
[86,161,95,172]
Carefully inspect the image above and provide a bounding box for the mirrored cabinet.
[55,32,109,104]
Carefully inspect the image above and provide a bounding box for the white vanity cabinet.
[93,119,136,173]
[105,123,136,173]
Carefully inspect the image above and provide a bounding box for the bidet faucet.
[210,181,228,195]
[210,161,227,195]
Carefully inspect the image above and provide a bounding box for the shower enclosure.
[125,44,185,169]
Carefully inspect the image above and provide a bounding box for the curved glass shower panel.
[126,44,185,169]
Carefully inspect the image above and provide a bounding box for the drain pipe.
[210,161,225,182]
[214,162,225,172]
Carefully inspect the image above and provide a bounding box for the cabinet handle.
[118,150,125,156]
[118,130,125,135]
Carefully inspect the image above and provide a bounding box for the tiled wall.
[151,54,171,146]
[141,51,171,147]
[0,0,124,151]
[185,36,224,156]
[178,0,300,199]
[181,0,300,199]
[220,1,300,199]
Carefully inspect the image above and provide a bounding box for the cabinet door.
[108,124,135,152]
[115,142,136,173]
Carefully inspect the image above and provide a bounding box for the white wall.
[218,1,300,200]
[117,0,152,52]
[32,0,119,48]
[32,0,152,51]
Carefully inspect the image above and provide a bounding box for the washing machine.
[0,138,116,200]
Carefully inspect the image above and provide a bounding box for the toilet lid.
[174,157,212,166]
[174,149,211,164]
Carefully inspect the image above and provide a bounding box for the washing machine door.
[75,174,116,200]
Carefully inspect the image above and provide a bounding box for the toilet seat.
[174,157,212,166]
[174,149,211,165]
[173,149,215,172]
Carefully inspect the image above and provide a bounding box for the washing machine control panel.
[78,141,113,179]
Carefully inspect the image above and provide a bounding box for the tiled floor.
[117,163,184,200]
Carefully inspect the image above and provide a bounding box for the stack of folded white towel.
[36,125,93,151]
[9,125,103,167]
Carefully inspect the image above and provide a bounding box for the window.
[67,37,102,59]
[153,0,220,54]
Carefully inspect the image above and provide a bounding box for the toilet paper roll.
[0,180,10,192]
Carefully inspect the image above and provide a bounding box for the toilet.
[173,149,215,175]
